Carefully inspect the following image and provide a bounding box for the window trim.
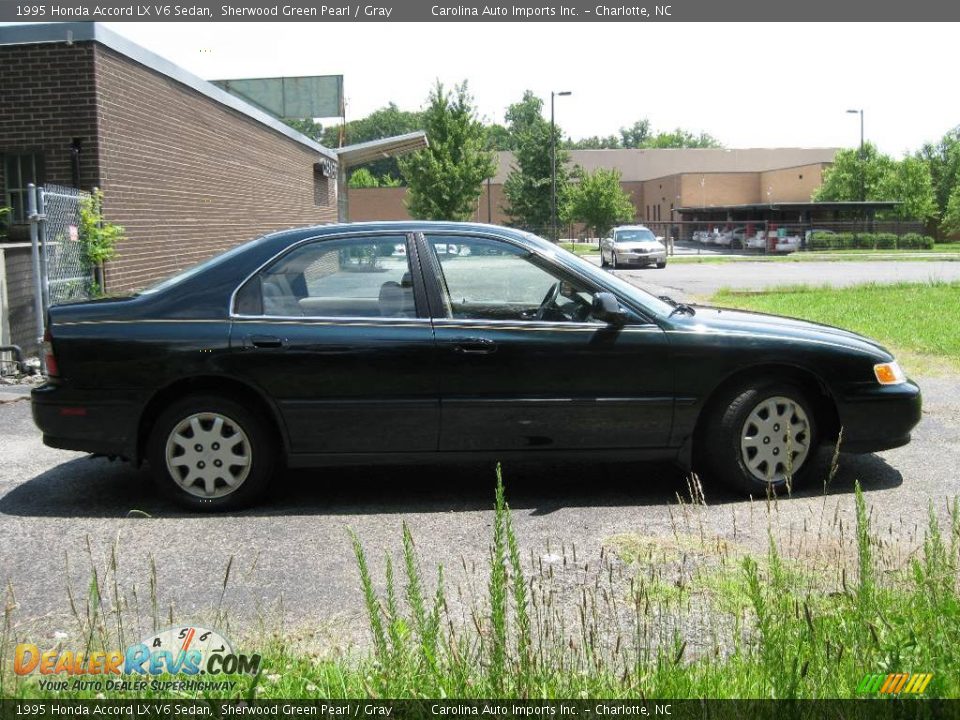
[228,231,427,321]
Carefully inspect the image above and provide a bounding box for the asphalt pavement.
[1,260,957,654]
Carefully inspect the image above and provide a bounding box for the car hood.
[675,305,893,359]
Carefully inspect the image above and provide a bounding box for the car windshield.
[522,232,675,317]
[615,229,656,242]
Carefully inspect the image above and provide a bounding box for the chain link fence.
[37,184,94,306]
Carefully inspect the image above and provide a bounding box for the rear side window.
[235,235,416,318]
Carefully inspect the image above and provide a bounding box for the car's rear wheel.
[700,382,817,496]
[148,395,276,511]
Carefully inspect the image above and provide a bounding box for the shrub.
[808,232,835,250]
[898,232,935,250]
[874,233,897,249]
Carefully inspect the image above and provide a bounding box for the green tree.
[916,126,960,236]
[501,91,572,236]
[942,182,960,237]
[484,123,513,151]
[348,167,381,188]
[645,128,722,148]
[398,81,496,221]
[814,143,897,202]
[281,117,326,143]
[78,189,125,296]
[886,156,936,221]
[815,144,936,221]
[619,119,651,148]
[568,135,621,150]
[563,167,635,239]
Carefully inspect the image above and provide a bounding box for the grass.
[5,464,960,700]
[669,251,960,264]
[559,242,602,253]
[710,281,960,374]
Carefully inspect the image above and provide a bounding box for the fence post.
[37,186,51,314]
[27,184,45,370]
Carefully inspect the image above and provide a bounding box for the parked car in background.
[600,225,667,269]
[32,221,921,510]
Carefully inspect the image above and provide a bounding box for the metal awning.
[336,132,429,168]
[334,131,428,221]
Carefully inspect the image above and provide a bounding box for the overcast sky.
[63,22,960,156]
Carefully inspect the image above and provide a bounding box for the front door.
[225,233,438,456]
[418,233,673,452]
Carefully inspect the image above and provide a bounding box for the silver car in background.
[600,225,668,269]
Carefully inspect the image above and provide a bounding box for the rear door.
[418,232,674,452]
[225,232,438,456]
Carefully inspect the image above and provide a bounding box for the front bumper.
[621,251,666,265]
[835,379,922,453]
[31,383,141,460]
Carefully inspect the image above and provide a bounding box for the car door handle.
[451,337,497,355]
[245,335,285,349]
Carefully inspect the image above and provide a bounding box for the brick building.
[349,147,838,231]
[0,22,340,352]
[0,22,339,289]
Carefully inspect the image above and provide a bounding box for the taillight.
[42,327,59,377]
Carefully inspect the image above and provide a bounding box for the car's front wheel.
[701,382,817,496]
[611,252,619,269]
[148,395,276,510]
[656,260,667,269]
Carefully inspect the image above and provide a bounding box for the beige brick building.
[349,148,838,228]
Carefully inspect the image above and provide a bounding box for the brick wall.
[1,245,40,353]
[91,44,337,291]
[0,41,101,237]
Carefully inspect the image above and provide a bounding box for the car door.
[417,232,673,452]
[225,232,438,456]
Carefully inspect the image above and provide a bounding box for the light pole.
[551,90,571,242]
[846,108,865,202]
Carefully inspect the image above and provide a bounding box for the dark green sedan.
[32,222,921,510]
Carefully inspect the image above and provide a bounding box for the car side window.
[237,235,416,318]
[425,235,599,323]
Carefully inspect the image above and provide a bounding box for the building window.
[3,152,45,223]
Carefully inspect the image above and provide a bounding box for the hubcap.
[740,396,811,484]
[165,413,251,499]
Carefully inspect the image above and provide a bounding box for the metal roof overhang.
[676,201,901,214]
[336,132,429,168]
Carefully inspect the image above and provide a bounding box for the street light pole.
[551,90,571,242]
[847,108,865,202]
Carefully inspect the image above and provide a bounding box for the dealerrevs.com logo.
[857,672,934,695]
[14,626,261,693]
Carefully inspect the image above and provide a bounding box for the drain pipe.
[0,344,25,374]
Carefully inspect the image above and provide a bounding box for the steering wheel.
[535,281,562,321]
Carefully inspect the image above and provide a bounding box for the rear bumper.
[31,383,140,460]
[836,379,922,454]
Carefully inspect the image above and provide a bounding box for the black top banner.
[1,0,958,22]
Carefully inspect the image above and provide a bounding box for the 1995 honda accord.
[32,222,921,510]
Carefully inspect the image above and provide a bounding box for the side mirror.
[592,292,627,325]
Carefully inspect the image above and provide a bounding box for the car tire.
[612,252,619,269]
[148,395,276,511]
[656,261,667,269]
[700,381,817,496]
[600,251,608,268]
